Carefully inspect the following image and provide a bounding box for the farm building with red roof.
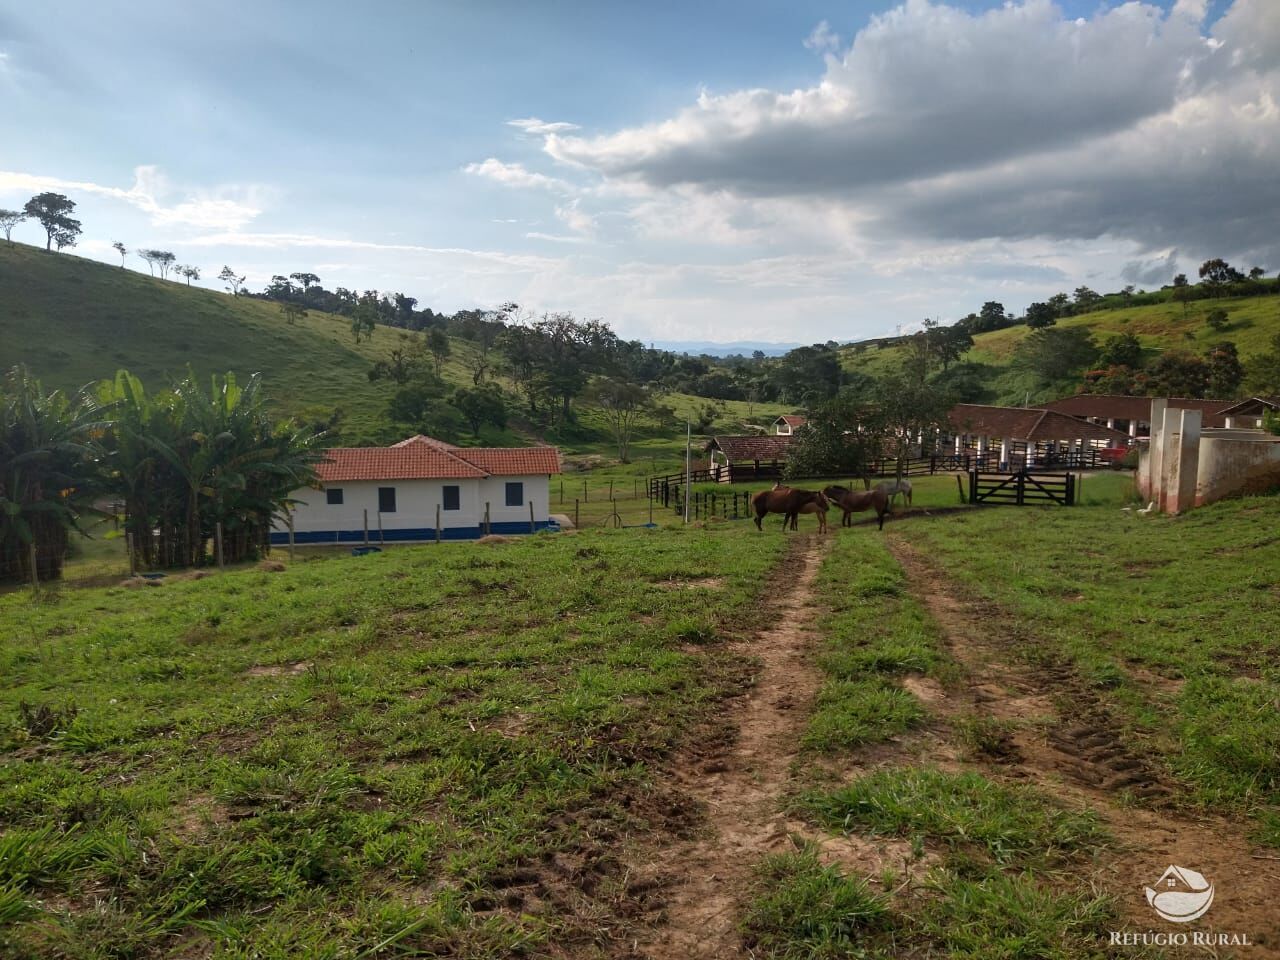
[272,435,562,544]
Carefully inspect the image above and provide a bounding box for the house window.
[505,481,524,507]
[442,485,460,511]
[378,487,396,513]
[326,488,344,505]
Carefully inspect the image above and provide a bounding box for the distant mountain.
[648,340,803,357]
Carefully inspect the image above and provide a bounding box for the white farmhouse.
[272,435,561,545]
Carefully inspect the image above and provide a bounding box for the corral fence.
[968,469,1076,507]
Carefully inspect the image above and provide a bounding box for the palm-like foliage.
[98,370,323,568]
[0,366,105,582]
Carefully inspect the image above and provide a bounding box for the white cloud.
[462,157,574,194]
[524,232,589,244]
[507,117,581,135]
[0,166,263,230]
[803,20,841,54]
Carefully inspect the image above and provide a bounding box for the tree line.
[0,366,321,585]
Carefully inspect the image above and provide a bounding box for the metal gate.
[968,469,1076,506]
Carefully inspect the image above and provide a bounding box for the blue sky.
[2,0,1274,344]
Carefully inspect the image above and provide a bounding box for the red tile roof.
[1039,394,1233,428]
[948,404,1130,442]
[457,447,562,476]
[774,415,807,426]
[707,435,795,461]
[316,437,561,482]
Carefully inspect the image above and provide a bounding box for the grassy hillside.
[0,242,491,444]
[841,292,1280,405]
[0,243,788,457]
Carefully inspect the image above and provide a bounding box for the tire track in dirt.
[634,535,831,960]
[885,534,1280,954]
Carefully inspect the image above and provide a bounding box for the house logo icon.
[1145,865,1214,923]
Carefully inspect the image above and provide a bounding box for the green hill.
[0,242,488,444]
[0,243,786,456]
[841,293,1280,405]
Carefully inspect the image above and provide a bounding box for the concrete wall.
[1196,433,1280,506]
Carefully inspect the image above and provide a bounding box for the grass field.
[0,526,784,957]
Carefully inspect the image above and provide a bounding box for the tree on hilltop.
[0,209,25,244]
[1024,302,1057,329]
[23,193,81,252]
[290,272,320,293]
[112,241,127,266]
[217,266,246,295]
[178,265,201,287]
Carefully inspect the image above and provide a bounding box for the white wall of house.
[274,474,554,541]
[477,475,551,526]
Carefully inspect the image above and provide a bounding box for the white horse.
[875,477,913,507]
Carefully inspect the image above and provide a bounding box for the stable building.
[273,435,561,544]
[1037,394,1234,440]
[705,434,794,482]
[947,404,1130,469]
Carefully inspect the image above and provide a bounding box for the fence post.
[378,511,384,545]
[583,480,588,502]
[968,469,977,504]
[363,510,369,546]
[216,522,225,568]
[436,504,442,543]
[529,501,535,534]
[608,480,614,500]
[575,499,580,529]
[1016,472,1025,506]
[484,502,491,536]
[956,474,966,504]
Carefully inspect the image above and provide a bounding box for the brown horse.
[822,485,890,530]
[752,486,827,532]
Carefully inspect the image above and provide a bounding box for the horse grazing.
[875,477,913,507]
[752,486,828,532]
[823,485,890,530]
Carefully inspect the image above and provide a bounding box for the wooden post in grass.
[377,511,384,545]
[956,475,966,504]
[633,479,638,499]
[484,502,491,536]
[287,516,295,560]
[574,498,579,529]
[215,522,224,569]
[436,505,441,543]
[529,500,535,534]
[363,509,369,546]
[608,480,613,500]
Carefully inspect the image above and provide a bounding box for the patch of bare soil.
[632,536,852,960]
[652,577,726,590]
[243,660,311,677]
[885,535,1280,954]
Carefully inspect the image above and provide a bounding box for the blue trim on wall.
[270,520,557,545]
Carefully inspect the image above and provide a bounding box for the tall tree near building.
[23,193,81,252]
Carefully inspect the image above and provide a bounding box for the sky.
[2,0,1277,345]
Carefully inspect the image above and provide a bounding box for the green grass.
[840,292,1280,405]
[0,525,784,958]
[802,526,941,752]
[804,768,1106,865]
[741,848,891,960]
[901,496,1280,839]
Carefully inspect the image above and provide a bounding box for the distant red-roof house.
[704,434,795,481]
[276,436,562,544]
[948,404,1130,444]
[772,415,807,436]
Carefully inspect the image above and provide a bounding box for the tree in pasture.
[280,301,307,325]
[0,209,25,243]
[1098,332,1143,369]
[1205,307,1228,332]
[1199,258,1244,292]
[1249,266,1266,282]
[1023,301,1057,329]
[217,266,246,295]
[23,193,81,252]
[368,334,430,385]
[1171,274,1194,316]
[784,389,880,481]
[1047,292,1071,318]
[351,293,379,343]
[977,301,1008,332]
[1204,341,1244,398]
[178,265,201,287]
[1073,286,1102,312]
[112,241,127,266]
[773,344,842,404]
[1146,351,1210,398]
[137,249,159,276]
[0,365,105,584]
[587,377,658,462]
[1012,327,1098,383]
[427,328,451,375]
[289,272,320,293]
[52,227,78,252]
[452,383,508,438]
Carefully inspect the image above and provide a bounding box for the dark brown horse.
[752,486,827,532]
[822,485,890,530]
